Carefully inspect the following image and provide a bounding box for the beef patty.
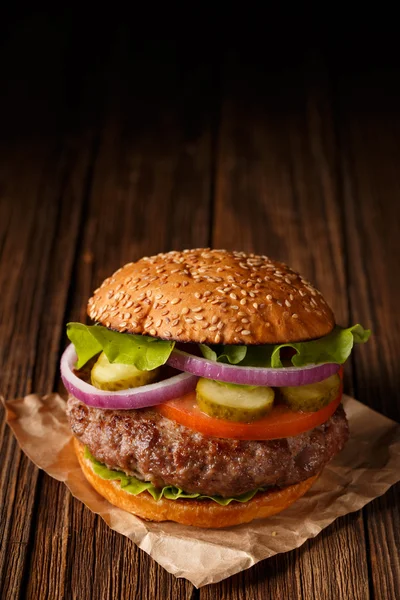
[67,397,349,497]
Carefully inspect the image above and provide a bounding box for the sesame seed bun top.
[87,249,335,345]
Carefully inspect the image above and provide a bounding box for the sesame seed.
[241,318,249,323]
[230,293,237,300]
[124,312,131,319]
[149,329,157,336]
[156,319,162,327]
[161,309,169,316]
[171,298,180,305]
[241,290,247,296]
[194,315,204,321]
[209,325,218,332]
[215,333,221,343]
[285,300,291,307]
[211,315,218,324]
[241,329,251,335]
[203,291,211,297]
[126,300,133,308]
[185,318,194,324]
[171,319,180,326]
[240,298,247,305]
[119,321,127,327]
[194,292,202,299]
[192,307,203,313]
[253,302,258,309]
[181,307,190,315]
[292,313,299,318]
[133,306,142,313]
[231,305,239,310]
[115,284,122,291]
[155,294,163,300]
[164,331,172,337]
[176,329,183,335]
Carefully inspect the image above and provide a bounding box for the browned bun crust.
[87,249,334,345]
[74,438,319,528]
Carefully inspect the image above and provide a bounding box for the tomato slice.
[156,370,343,440]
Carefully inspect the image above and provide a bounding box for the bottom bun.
[74,438,319,528]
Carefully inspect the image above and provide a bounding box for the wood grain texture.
[0,14,399,600]
[204,47,370,600]
[19,23,213,600]
[333,52,400,600]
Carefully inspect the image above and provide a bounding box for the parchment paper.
[2,393,400,587]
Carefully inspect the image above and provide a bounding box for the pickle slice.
[91,352,159,391]
[279,373,341,412]
[196,378,275,422]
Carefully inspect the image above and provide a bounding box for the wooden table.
[1,13,399,600]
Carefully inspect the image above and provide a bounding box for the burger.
[61,249,370,528]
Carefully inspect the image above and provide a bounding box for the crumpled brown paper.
[2,393,400,587]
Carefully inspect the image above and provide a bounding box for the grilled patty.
[67,397,348,497]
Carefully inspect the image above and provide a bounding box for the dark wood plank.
[22,28,213,600]
[0,14,105,600]
[333,52,400,599]
[202,46,370,600]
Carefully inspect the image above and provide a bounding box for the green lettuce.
[67,323,175,370]
[199,344,247,364]
[85,447,262,506]
[199,324,371,369]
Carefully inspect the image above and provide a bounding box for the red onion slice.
[60,344,198,410]
[167,349,340,387]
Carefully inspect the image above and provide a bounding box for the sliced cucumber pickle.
[91,352,159,391]
[279,373,341,412]
[196,378,275,423]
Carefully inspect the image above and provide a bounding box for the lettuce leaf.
[67,323,175,370]
[199,344,247,364]
[85,447,262,505]
[199,324,371,369]
[269,324,371,368]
